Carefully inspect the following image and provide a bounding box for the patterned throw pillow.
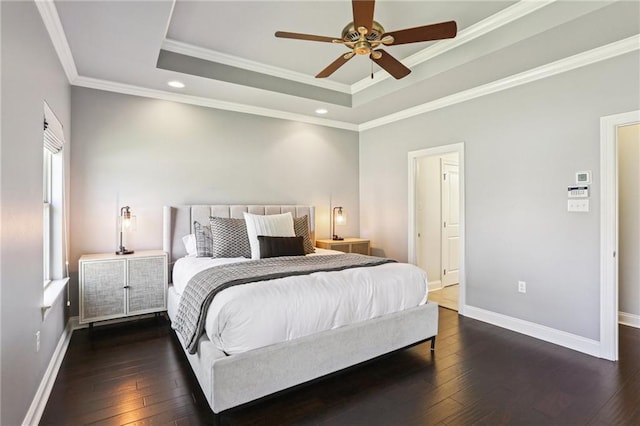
[193,221,213,257]
[209,217,252,258]
[293,215,315,254]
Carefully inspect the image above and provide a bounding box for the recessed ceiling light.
[168,81,185,88]
[315,108,328,115]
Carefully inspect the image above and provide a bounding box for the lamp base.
[332,236,344,241]
[116,248,134,255]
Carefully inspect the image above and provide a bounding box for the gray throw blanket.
[174,253,396,354]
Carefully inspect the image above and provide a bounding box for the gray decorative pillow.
[258,236,305,258]
[209,217,252,258]
[293,215,315,254]
[193,221,213,257]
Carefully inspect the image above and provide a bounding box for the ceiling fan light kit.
[275,0,457,80]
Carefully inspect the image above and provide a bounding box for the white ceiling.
[49,0,639,129]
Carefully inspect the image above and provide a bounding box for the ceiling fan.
[275,0,457,80]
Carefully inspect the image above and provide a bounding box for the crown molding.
[35,0,78,83]
[359,35,640,131]
[351,0,556,93]
[37,0,638,133]
[72,76,359,131]
[162,38,352,94]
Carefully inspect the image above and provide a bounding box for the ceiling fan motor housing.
[342,21,385,42]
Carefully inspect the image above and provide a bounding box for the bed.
[163,204,439,416]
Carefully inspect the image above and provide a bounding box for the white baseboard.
[619,311,640,328]
[428,280,443,292]
[22,318,74,426]
[463,305,602,358]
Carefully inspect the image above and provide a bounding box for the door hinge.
[443,173,447,181]
[443,221,447,228]
[613,251,616,258]
[443,269,447,276]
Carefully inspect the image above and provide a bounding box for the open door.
[441,159,460,287]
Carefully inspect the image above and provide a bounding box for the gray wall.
[618,123,640,317]
[360,52,640,341]
[70,87,359,315]
[0,2,71,424]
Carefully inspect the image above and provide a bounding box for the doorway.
[408,143,465,314]
[600,110,640,361]
[618,123,640,330]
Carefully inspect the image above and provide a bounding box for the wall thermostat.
[576,171,591,184]
[568,186,589,198]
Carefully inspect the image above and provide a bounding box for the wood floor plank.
[40,311,640,425]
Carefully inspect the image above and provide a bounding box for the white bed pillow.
[182,234,197,257]
[243,212,295,259]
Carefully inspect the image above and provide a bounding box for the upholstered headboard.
[163,205,315,265]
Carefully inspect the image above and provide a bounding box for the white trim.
[73,76,359,131]
[408,143,466,315]
[464,305,602,358]
[35,0,639,131]
[38,0,638,133]
[22,318,74,426]
[161,0,177,41]
[352,0,556,93]
[619,312,640,328]
[600,109,640,361]
[162,39,351,94]
[427,280,443,292]
[360,35,640,131]
[34,0,78,83]
[42,277,69,320]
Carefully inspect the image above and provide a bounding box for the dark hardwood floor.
[40,308,640,425]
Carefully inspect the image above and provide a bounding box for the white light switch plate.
[568,199,589,212]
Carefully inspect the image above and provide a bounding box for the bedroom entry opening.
[408,143,466,314]
[600,110,640,361]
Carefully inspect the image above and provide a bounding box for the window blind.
[44,101,64,153]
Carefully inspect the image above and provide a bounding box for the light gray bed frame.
[163,204,439,416]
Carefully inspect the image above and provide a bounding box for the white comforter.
[172,250,428,355]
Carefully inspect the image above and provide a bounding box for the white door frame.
[408,143,466,315]
[600,109,640,361]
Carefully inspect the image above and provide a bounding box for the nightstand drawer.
[315,238,370,255]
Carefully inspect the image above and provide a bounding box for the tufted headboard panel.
[163,205,315,266]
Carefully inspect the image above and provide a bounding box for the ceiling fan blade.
[352,0,375,34]
[275,31,339,43]
[316,53,354,78]
[370,50,411,79]
[383,20,457,46]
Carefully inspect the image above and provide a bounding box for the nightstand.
[79,250,168,326]
[315,238,370,255]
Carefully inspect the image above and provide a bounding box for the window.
[43,148,53,283]
[43,101,67,289]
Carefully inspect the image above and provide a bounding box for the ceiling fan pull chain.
[371,60,374,79]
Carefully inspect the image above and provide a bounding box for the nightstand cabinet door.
[128,256,166,314]
[81,260,126,321]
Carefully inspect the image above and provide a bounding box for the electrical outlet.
[518,281,526,294]
[36,331,40,352]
